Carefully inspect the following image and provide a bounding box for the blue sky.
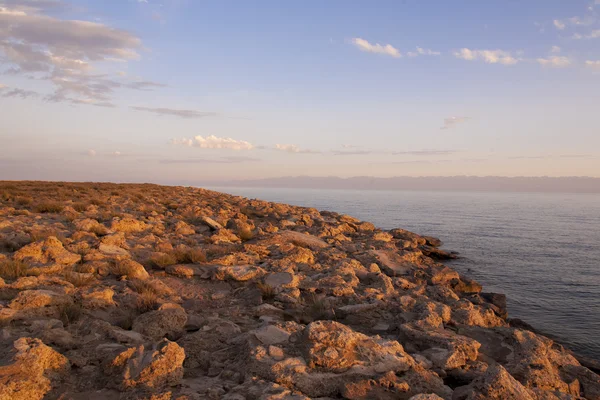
[1,0,599,182]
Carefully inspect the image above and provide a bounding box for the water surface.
[210,187,600,361]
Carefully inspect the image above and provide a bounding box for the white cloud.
[585,60,600,69]
[551,46,561,53]
[274,144,321,154]
[441,116,470,130]
[350,38,401,58]
[573,29,600,39]
[171,135,254,151]
[112,151,121,156]
[453,48,519,65]
[0,3,162,105]
[407,46,441,58]
[553,19,566,30]
[87,149,96,157]
[537,56,571,68]
[275,144,300,153]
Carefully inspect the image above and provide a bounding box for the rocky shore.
[0,181,598,400]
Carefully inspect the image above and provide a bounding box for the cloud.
[573,29,600,39]
[551,46,561,53]
[585,60,600,69]
[0,85,38,98]
[171,135,254,150]
[350,38,401,58]
[332,150,377,156]
[441,116,470,129]
[0,3,163,105]
[160,156,261,164]
[87,149,96,157]
[553,19,566,30]
[537,56,571,68]
[131,106,217,118]
[454,48,519,65]
[274,144,321,154]
[407,46,441,57]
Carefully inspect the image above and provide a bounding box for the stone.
[14,236,81,267]
[214,265,265,281]
[254,325,291,345]
[9,289,72,311]
[113,259,149,280]
[453,363,535,400]
[110,217,148,233]
[0,337,69,400]
[109,339,185,391]
[132,303,188,340]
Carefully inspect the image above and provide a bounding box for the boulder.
[132,303,187,340]
[14,236,81,267]
[109,339,185,391]
[453,364,535,400]
[0,337,70,400]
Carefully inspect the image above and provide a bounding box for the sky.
[1,0,600,183]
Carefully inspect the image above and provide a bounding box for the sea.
[209,187,600,362]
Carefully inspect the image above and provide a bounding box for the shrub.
[0,260,29,280]
[33,201,64,213]
[15,196,33,206]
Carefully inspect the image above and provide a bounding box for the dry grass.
[0,287,19,301]
[135,292,160,313]
[303,293,335,321]
[72,202,89,212]
[257,281,276,301]
[59,302,82,326]
[172,247,206,264]
[150,253,178,268]
[33,201,64,214]
[63,271,96,287]
[0,260,29,280]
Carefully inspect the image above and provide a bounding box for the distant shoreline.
[203,176,600,194]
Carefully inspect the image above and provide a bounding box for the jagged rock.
[73,218,109,235]
[108,339,185,391]
[453,364,535,400]
[81,287,115,309]
[14,236,81,268]
[9,289,72,311]
[112,259,149,280]
[214,265,265,281]
[200,216,223,230]
[110,217,148,233]
[132,303,188,340]
[0,337,70,400]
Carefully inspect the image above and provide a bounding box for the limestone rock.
[0,337,69,400]
[109,339,185,391]
[132,303,188,340]
[14,236,81,267]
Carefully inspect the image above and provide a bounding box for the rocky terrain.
[0,181,598,400]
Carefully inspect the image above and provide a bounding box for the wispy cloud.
[551,46,561,53]
[274,144,321,154]
[0,2,162,106]
[131,106,217,118]
[392,150,458,156]
[453,48,519,65]
[160,156,261,164]
[573,29,600,39]
[350,38,401,58]
[407,46,441,57]
[0,85,39,98]
[537,56,572,68]
[553,19,566,30]
[171,135,254,150]
[585,60,600,69]
[441,116,470,130]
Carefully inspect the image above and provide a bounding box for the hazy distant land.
[205,176,600,194]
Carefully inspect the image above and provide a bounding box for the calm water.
[210,187,600,361]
